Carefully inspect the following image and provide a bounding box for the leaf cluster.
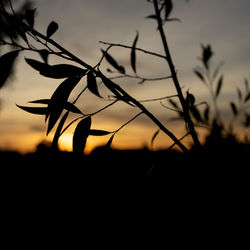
[193,44,250,139]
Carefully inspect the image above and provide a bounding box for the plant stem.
[23,23,189,153]
[153,0,201,147]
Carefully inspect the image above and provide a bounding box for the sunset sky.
[1,0,250,153]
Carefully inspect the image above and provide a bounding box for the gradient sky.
[1,0,250,153]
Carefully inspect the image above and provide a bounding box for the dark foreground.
[1,138,249,183]
[1,140,249,246]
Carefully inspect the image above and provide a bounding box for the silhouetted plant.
[0,0,33,88]
[193,44,250,142]
[1,0,198,153]
[1,0,249,155]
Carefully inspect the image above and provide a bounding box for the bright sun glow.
[58,133,106,155]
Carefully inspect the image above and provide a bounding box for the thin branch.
[73,85,88,105]
[153,0,201,147]
[87,100,119,116]
[167,132,190,151]
[108,72,172,83]
[60,116,84,136]
[94,44,112,69]
[114,112,143,134]
[140,94,178,103]
[99,41,166,60]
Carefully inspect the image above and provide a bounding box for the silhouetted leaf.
[101,49,118,68]
[151,129,160,147]
[52,111,69,150]
[63,102,83,114]
[46,21,58,39]
[29,99,50,104]
[87,72,101,97]
[201,44,213,69]
[215,76,223,98]
[25,58,86,78]
[38,49,49,63]
[101,49,125,74]
[186,92,195,107]
[72,116,92,153]
[117,65,125,74]
[131,31,139,74]
[43,64,86,78]
[23,8,36,28]
[0,50,20,88]
[244,78,249,92]
[168,99,180,110]
[204,106,210,122]
[236,87,242,101]
[106,134,115,148]
[30,99,83,114]
[101,75,123,98]
[244,93,250,103]
[47,76,82,134]
[145,15,157,20]
[25,58,46,72]
[164,0,173,20]
[244,113,250,127]
[190,106,202,122]
[16,104,47,115]
[193,69,205,83]
[230,102,238,116]
[89,130,111,136]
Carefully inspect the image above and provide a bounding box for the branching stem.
[20,22,189,153]
[153,0,201,147]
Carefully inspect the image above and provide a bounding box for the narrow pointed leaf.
[190,106,202,122]
[101,75,123,98]
[87,72,101,97]
[204,106,210,122]
[168,99,180,110]
[29,99,83,115]
[101,49,119,69]
[0,50,20,88]
[237,87,242,101]
[230,102,238,116]
[16,104,47,115]
[244,93,250,103]
[151,129,160,148]
[165,0,173,20]
[29,99,50,104]
[42,64,86,78]
[106,134,115,148]
[186,92,195,107]
[25,58,86,78]
[25,58,47,72]
[193,69,205,83]
[131,31,139,74]
[101,49,125,74]
[47,76,82,134]
[51,111,69,150]
[89,130,111,136]
[215,76,223,98]
[46,21,58,39]
[73,116,92,153]
[145,15,157,20]
[244,78,249,92]
[64,102,83,114]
